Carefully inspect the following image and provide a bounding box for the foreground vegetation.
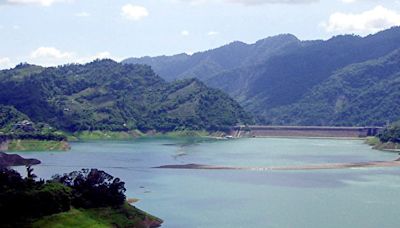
[33,202,161,228]
[0,167,162,228]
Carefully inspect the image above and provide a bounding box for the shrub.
[377,121,400,143]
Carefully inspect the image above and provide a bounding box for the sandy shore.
[154,157,400,171]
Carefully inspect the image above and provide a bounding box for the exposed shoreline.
[154,157,400,171]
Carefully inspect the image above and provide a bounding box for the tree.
[53,169,126,208]
[377,121,400,143]
[0,167,71,226]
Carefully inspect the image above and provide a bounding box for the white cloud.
[181,30,190,36]
[121,4,149,21]
[2,0,69,6]
[321,6,400,35]
[0,57,12,69]
[31,47,73,59]
[75,11,90,17]
[207,31,219,36]
[73,51,117,63]
[28,47,118,66]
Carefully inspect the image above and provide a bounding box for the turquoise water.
[14,138,400,228]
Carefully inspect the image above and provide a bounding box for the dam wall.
[231,126,382,138]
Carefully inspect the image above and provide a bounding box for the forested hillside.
[0,60,252,132]
[123,34,301,81]
[0,105,31,131]
[124,27,400,126]
[265,49,400,126]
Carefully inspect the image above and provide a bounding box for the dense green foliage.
[266,49,400,126]
[0,60,252,133]
[0,167,132,227]
[377,121,400,143]
[53,169,126,208]
[0,167,71,226]
[124,27,400,126]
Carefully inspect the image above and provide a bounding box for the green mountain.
[123,27,400,126]
[123,34,301,81]
[0,60,252,132]
[266,49,400,126]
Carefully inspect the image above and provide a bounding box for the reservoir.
[14,138,400,228]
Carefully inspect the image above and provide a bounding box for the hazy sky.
[1,0,400,68]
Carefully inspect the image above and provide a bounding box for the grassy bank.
[365,137,400,152]
[71,130,145,141]
[365,137,380,146]
[32,202,162,228]
[7,139,69,151]
[71,130,228,141]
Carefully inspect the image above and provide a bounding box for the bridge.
[230,125,382,138]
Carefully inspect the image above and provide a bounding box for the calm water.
[14,138,400,228]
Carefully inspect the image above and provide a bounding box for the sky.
[1,0,400,69]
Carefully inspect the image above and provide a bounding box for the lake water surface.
[14,138,400,228]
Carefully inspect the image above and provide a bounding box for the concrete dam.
[230,126,382,138]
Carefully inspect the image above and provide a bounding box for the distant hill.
[123,27,400,126]
[0,60,252,132]
[123,34,301,82]
[266,49,400,126]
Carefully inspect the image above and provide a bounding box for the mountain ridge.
[123,27,400,126]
